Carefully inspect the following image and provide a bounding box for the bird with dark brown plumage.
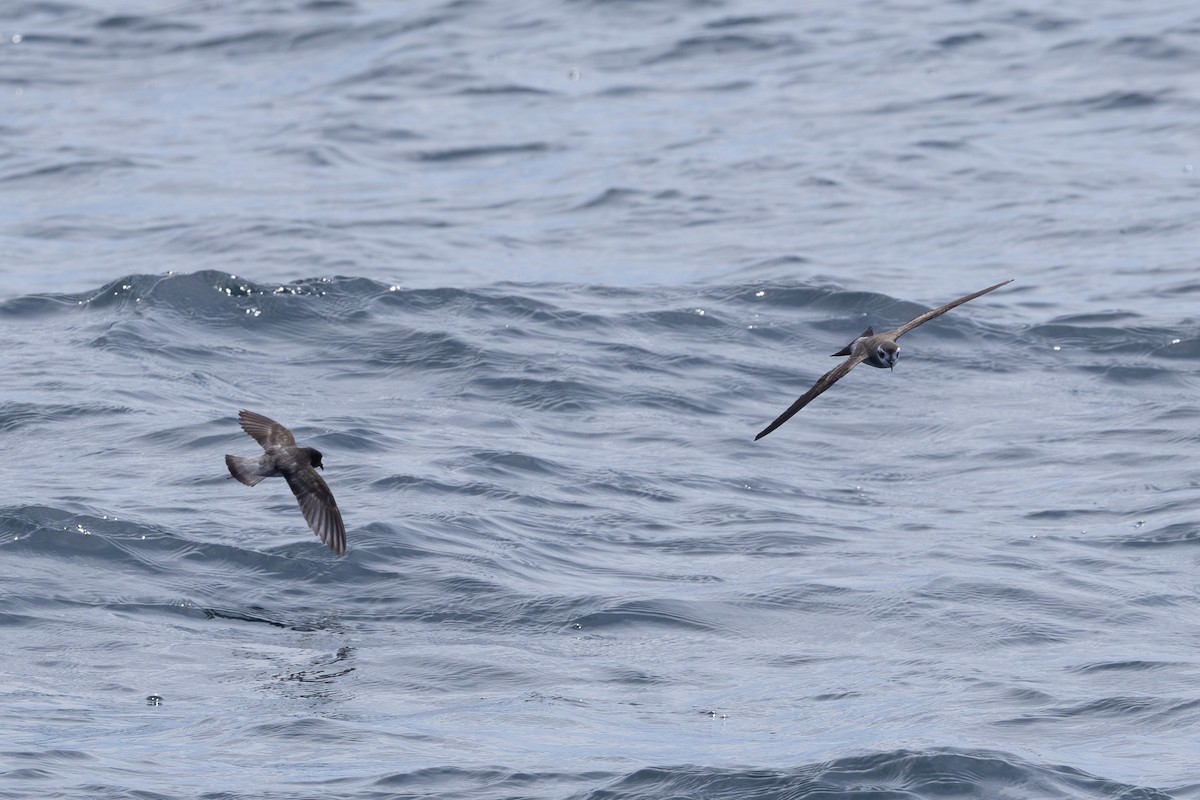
[225,410,347,555]
[755,279,1013,440]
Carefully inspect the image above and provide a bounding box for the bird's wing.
[238,410,297,450]
[754,351,869,440]
[888,279,1012,340]
[284,467,347,555]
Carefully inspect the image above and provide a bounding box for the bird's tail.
[831,326,874,357]
[225,455,267,487]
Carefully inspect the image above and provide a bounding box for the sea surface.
[3,1,1200,798]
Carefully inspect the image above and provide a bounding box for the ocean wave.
[571,749,1173,800]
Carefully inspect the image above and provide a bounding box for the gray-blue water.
[3,1,1199,798]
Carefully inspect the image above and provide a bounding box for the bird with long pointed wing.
[754,279,1012,441]
[225,410,347,555]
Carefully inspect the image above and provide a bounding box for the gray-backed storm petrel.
[225,410,347,555]
[754,279,1013,441]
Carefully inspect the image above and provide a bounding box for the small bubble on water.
[1184,164,1194,174]
[755,290,765,297]
[146,694,163,707]
[1134,520,1145,528]
[568,68,580,81]
[1052,345,1061,351]
[12,34,23,44]
[1171,338,1181,345]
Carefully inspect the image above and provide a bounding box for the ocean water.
[3,1,1200,798]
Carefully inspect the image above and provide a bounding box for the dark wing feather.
[754,351,869,440]
[887,279,1012,340]
[238,410,297,451]
[283,467,347,555]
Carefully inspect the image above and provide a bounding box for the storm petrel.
[225,410,347,555]
[755,279,1012,440]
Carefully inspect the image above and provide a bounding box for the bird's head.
[306,448,325,470]
[876,342,900,371]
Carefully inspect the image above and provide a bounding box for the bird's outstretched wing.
[284,467,347,555]
[238,410,297,451]
[888,279,1012,340]
[754,351,869,440]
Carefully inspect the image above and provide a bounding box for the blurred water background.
[3,1,1200,797]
